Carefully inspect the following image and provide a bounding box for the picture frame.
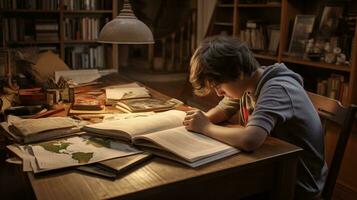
[288,15,316,56]
[317,5,344,40]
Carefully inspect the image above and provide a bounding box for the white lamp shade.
[97,0,154,44]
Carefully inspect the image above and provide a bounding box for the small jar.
[46,91,55,106]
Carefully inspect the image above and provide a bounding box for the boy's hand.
[183,110,212,134]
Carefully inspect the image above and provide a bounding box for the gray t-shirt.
[217,63,327,199]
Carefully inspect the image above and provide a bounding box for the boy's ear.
[239,72,245,80]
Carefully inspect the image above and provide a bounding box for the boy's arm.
[204,124,267,151]
[208,97,240,123]
[205,107,229,124]
[184,110,267,151]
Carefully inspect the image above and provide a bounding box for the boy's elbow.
[236,138,262,152]
[234,127,267,151]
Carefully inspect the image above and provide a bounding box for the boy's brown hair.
[190,36,260,96]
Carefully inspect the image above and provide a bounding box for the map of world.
[29,136,140,171]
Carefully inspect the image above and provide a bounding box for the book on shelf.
[77,152,152,179]
[0,0,59,10]
[81,110,240,167]
[64,17,108,41]
[115,98,176,113]
[316,74,349,104]
[0,115,84,144]
[240,20,268,52]
[35,19,59,41]
[63,0,112,10]
[266,24,280,55]
[65,46,106,69]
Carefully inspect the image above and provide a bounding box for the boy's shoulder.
[261,75,303,92]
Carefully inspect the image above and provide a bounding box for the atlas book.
[81,110,239,167]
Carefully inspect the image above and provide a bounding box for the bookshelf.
[0,0,118,70]
[209,0,238,36]
[208,0,357,105]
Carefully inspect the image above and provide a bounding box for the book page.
[55,69,101,84]
[103,82,141,89]
[102,112,155,122]
[133,126,239,162]
[82,110,186,139]
[106,87,150,100]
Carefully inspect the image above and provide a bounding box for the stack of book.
[105,82,179,113]
[35,19,59,41]
[0,115,83,144]
[3,114,152,178]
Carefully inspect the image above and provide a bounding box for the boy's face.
[213,79,247,99]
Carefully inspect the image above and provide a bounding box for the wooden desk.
[28,137,301,200]
[26,74,303,200]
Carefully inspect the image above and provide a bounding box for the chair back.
[307,92,357,200]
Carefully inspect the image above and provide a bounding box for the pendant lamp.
[97,0,154,44]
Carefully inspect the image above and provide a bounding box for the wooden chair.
[307,92,357,200]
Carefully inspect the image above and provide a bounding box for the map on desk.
[24,136,141,172]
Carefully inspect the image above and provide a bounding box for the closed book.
[2,116,82,144]
[115,98,175,113]
[77,153,152,179]
[72,95,104,110]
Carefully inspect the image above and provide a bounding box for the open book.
[81,110,239,167]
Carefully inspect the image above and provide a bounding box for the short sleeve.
[216,96,240,118]
[247,84,293,134]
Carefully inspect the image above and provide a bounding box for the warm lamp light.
[97,0,154,44]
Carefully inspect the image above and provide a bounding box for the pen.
[31,107,65,119]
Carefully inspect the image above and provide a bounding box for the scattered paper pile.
[105,82,151,105]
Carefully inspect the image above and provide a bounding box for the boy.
[183,36,327,199]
